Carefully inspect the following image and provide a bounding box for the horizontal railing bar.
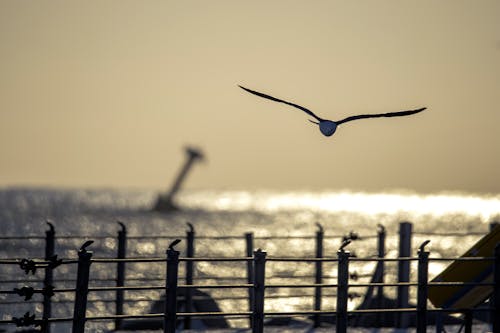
[262,308,416,316]
[265,282,416,288]
[0,279,47,283]
[426,307,494,313]
[85,313,164,321]
[195,236,251,240]
[414,231,485,237]
[91,257,253,263]
[428,281,494,287]
[344,282,416,287]
[267,257,338,262]
[0,259,78,265]
[127,235,184,239]
[0,317,74,324]
[255,236,317,240]
[0,306,495,325]
[0,273,366,284]
[266,283,338,288]
[0,292,340,306]
[126,235,345,240]
[429,257,495,261]
[177,283,253,289]
[177,311,253,317]
[2,280,493,296]
[0,236,45,240]
[92,257,165,263]
[0,259,30,264]
[89,285,165,292]
[86,311,253,321]
[2,256,494,265]
[351,307,494,314]
[0,288,75,294]
[6,232,485,241]
[0,300,41,305]
[48,235,113,240]
[350,256,494,262]
[86,284,253,292]
[179,257,252,262]
[350,257,417,262]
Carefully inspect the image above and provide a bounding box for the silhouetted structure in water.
[119,289,229,330]
[153,147,204,212]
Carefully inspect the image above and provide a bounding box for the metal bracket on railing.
[14,284,55,301]
[79,240,94,254]
[19,258,37,275]
[316,222,323,233]
[342,230,359,243]
[47,254,63,269]
[12,312,47,330]
[419,240,431,252]
[12,311,37,327]
[46,220,55,233]
[377,224,385,233]
[187,222,194,233]
[14,286,35,301]
[168,238,182,251]
[19,254,61,275]
[42,284,55,298]
[339,239,351,252]
[117,221,126,232]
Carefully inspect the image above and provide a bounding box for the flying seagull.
[239,85,426,137]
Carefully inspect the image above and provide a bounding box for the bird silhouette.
[239,85,426,137]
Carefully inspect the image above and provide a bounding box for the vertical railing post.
[417,240,430,333]
[314,223,324,328]
[376,224,386,297]
[397,221,412,328]
[464,310,472,333]
[375,224,386,327]
[184,223,195,329]
[72,241,93,333]
[336,245,350,333]
[490,221,499,231]
[245,232,255,327]
[493,244,500,333]
[164,245,180,333]
[43,221,55,333]
[252,249,266,333]
[115,222,127,330]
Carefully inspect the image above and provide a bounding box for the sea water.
[0,187,499,332]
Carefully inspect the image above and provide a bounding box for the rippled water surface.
[1,188,499,332]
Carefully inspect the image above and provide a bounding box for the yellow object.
[428,224,500,308]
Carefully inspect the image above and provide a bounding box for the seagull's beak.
[308,119,319,125]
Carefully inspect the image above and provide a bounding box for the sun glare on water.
[183,190,500,222]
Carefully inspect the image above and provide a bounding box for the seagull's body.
[239,85,426,137]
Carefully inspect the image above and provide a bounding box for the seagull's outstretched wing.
[336,107,426,125]
[239,85,323,122]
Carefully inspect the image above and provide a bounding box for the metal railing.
[1,221,499,333]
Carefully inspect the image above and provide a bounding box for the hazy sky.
[1,1,499,193]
